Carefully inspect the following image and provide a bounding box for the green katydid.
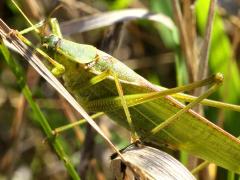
[29,23,240,173]
[2,2,240,175]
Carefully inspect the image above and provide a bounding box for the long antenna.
[11,0,40,34]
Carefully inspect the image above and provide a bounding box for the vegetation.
[0,0,240,179]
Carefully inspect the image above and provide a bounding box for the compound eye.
[42,34,59,48]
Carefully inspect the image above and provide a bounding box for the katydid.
[2,4,240,175]
[36,23,240,173]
